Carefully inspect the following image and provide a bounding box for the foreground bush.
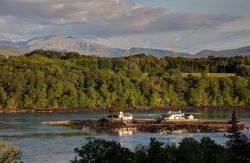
[71,137,133,163]
[0,141,23,163]
[72,136,239,163]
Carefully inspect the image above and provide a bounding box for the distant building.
[107,111,133,120]
[166,111,194,120]
[119,111,133,120]
[185,114,194,120]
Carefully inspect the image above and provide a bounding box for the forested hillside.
[0,50,249,109]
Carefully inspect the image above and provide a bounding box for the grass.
[181,73,236,78]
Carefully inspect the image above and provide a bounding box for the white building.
[166,111,194,120]
[167,111,184,120]
[119,111,133,120]
[185,114,194,120]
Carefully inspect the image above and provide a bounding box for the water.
[0,110,250,163]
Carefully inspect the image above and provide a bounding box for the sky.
[0,0,250,53]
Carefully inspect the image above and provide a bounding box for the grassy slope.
[181,73,236,78]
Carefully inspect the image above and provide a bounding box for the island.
[42,111,246,135]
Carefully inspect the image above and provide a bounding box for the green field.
[181,73,236,78]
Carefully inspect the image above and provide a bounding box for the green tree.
[199,137,228,163]
[177,138,201,162]
[225,110,250,162]
[0,51,250,109]
[71,137,133,163]
[133,138,175,163]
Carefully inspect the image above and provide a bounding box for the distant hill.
[0,35,126,57]
[127,47,191,57]
[0,44,28,56]
[0,40,17,47]
[0,35,249,57]
[194,46,250,57]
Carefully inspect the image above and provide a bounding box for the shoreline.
[41,118,246,134]
[0,105,249,114]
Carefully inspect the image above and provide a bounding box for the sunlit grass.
[181,73,236,78]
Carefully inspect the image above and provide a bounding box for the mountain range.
[0,35,249,57]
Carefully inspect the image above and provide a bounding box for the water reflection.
[118,130,133,136]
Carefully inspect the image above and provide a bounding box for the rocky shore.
[41,118,246,134]
[1,105,250,114]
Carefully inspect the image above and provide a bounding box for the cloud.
[1,0,248,52]
[97,28,250,53]
[0,0,240,39]
[0,16,45,40]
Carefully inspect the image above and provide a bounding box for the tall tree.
[225,110,250,162]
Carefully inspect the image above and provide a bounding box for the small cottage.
[119,111,133,120]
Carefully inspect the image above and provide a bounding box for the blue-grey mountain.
[0,35,249,57]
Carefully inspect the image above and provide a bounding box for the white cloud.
[51,18,66,25]
[50,4,64,10]
[0,16,7,23]
[96,28,250,53]
[0,0,239,35]
[0,16,45,40]
[0,0,248,51]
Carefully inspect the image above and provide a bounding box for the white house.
[167,111,184,120]
[119,111,133,120]
[185,114,194,120]
[166,111,194,120]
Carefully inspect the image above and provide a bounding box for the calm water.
[0,109,250,163]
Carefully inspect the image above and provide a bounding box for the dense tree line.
[72,136,250,163]
[72,111,250,163]
[71,137,228,163]
[0,50,249,109]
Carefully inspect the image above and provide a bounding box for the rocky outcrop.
[42,119,246,134]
